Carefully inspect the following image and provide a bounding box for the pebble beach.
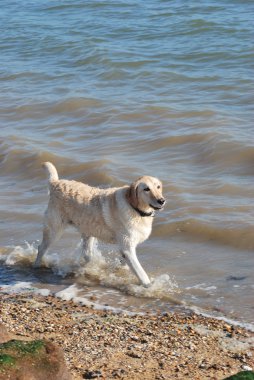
[1,293,253,380]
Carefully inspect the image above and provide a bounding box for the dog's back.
[44,167,120,243]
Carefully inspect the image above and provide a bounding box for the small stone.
[126,351,142,359]
[241,365,253,371]
[224,324,233,333]
[199,360,208,369]
[83,370,103,379]
[0,323,13,343]
[111,368,126,378]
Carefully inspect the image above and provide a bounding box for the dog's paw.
[143,281,152,289]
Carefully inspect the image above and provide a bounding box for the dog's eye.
[144,187,150,192]
[157,185,161,189]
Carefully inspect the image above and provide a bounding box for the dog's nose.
[157,198,165,206]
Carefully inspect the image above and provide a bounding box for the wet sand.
[0,293,253,379]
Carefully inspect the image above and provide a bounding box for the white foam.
[0,281,51,297]
[0,242,37,266]
[127,274,179,301]
[35,288,51,296]
[0,281,35,293]
[55,284,140,314]
[186,283,217,292]
[189,305,254,332]
[0,240,89,277]
[56,284,78,301]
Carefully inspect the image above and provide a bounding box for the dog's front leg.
[82,236,95,262]
[120,243,151,287]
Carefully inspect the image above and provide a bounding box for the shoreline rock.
[0,324,72,380]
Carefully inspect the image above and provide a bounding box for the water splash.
[0,241,179,303]
[0,242,37,266]
[75,256,180,304]
[127,274,180,303]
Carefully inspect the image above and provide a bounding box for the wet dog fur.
[34,162,165,287]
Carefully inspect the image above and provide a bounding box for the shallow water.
[0,0,254,328]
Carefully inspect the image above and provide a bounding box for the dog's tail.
[42,162,59,183]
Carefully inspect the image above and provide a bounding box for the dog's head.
[127,176,165,213]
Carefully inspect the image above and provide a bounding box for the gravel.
[0,293,253,380]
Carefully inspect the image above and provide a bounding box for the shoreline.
[1,292,253,379]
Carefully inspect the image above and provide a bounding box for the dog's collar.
[131,206,155,218]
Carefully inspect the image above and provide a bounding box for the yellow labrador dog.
[34,162,165,287]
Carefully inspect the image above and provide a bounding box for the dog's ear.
[126,180,139,209]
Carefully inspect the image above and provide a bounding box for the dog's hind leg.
[34,227,52,268]
[34,211,64,268]
[82,236,95,263]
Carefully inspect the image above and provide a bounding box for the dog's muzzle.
[150,198,166,210]
[157,198,165,206]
